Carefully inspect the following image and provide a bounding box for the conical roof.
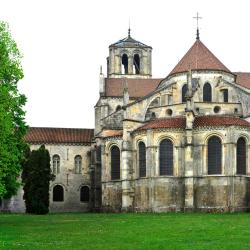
[169,39,230,76]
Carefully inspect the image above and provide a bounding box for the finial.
[193,12,202,40]
[128,18,131,37]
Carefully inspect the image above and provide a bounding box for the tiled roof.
[136,116,250,131]
[101,130,123,138]
[194,116,250,128]
[137,117,186,131]
[169,39,230,76]
[110,35,151,48]
[234,72,250,89]
[105,78,161,98]
[25,127,94,144]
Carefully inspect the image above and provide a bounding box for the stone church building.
[2,29,250,212]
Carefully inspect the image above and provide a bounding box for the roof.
[169,39,231,76]
[110,32,151,48]
[105,78,161,98]
[194,116,250,128]
[136,116,250,131]
[25,127,94,144]
[101,130,123,138]
[137,117,186,131]
[234,72,250,89]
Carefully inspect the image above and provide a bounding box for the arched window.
[80,186,90,202]
[138,142,146,177]
[223,89,228,102]
[52,155,60,174]
[208,136,222,174]
[53,185,64,202]
[75,155,82,174]
[111,146,120,180]
[133,54,140,74]
[182,84,188,103]
[159,139,173,176]
[203,82,212,102]
[122,54,128,74]
[237,137,246,175]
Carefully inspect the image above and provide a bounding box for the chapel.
[2,27,250,212]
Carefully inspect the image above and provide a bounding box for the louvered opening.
[208,136,222,174]
[159,139,173,176]
[203,82,212,102]
[111,146,120,180]
[139,142,146,177]
[237,137,246,175]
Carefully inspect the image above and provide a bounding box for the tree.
[22,145,55,214]
[0,21,27,199]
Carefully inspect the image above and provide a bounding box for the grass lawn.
[0,213,250,250]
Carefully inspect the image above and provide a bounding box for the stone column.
[128,56,133,75]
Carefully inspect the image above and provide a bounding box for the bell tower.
[107,29,152,79]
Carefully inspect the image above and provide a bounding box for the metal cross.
[193,12,202,30]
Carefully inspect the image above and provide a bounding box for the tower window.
[222,89,228,102]
[182,84,188,103]
[208,136,222,175]
[122,54,128,74]
[133,54,140,74]
[111,146,120,180]
[203,82,212,102]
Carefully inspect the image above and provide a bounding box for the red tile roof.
[234,72,250,89]
[136,116,250,131]
[102,130,123,138]
[137,117,186,131]
[105,78,161,98]
[25,127,94,144]
[169,40,230,76]
[194,116,250,128]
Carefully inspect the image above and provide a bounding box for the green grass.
[0,213,250,250]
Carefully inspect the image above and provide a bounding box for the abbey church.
[2,28,250,212]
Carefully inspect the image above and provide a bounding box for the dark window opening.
[122,54,128,74]
[214,106,221,113]
[166,109,173,116]
[203,82,212,102]
[116,105,122,111]
[223,89,228,102]
[133,54,140,74]
[182,84,188,103]
[139,142,146,177]
[159,139,173,176]
[208,136,222,175]
[53,185,64,202]
[80,186,90,202]
[237,137,246,175]
[151,112,156,119]
[111,146,120,180]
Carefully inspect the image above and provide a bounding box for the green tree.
[0,21,27,199]
[22,145,54,214]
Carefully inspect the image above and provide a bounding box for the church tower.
[107,28,152,78]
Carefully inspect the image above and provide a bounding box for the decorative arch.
[237,137,247,175]
[203,82,212,102]
[80,186,90,202]
[138,141,146,177]
[159,138,173,176]
[182,84,188,103]
[110,145,120,180]
[207,136,222,174]
[53,185,64,202]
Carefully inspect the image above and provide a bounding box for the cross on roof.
[193,12,202,40]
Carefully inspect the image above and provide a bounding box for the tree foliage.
[22,145,55,214]
[0,21,27,199]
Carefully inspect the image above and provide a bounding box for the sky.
[1,0,250,128]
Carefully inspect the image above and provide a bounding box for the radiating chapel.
[3,27,250,212]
